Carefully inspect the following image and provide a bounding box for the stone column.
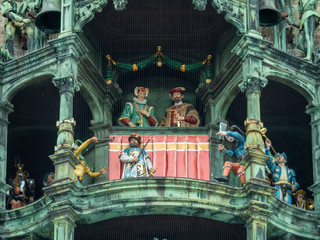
[50,201,78,240]
[60,0,74,37]
[240,56,269,185]
[246,0,261,38]
[204,97,226,182]
[243,203,271,240]
[306,105,320,211]
[53,77,80,150]
[90,123,112,183]
[49,35,87,183]
[0,102,13,211]
[242,182,275,240]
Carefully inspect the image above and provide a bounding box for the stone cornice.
[48,34,88,61]
[234,35,319,84]
[1,179,319,239]
[268,196,320,239]
[0,46,57,84]
[0,196,52,238]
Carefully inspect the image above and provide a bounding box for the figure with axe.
[120,133,157,179]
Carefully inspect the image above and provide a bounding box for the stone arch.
[262,70,316,106]
[2,72,56,104]
[215,71,243,123]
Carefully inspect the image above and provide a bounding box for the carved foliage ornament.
[240,76,268,93]
[74,0,245,34]
[52,77,82,94]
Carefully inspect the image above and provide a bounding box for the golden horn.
[261,127,277,156]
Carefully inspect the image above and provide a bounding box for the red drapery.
[108,135,210,181]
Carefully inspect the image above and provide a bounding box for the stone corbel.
[211,0,245,34]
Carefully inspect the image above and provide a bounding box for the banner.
[108,135,210,181]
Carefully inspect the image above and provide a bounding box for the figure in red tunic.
[160,87,200,127]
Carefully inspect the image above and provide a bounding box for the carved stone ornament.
[211,0,245,34]
[74,0,245,34]
[240,76,268,93]
[52,77,82,94]
[0,145,4,161]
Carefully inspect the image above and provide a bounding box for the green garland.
[105,47,212,84]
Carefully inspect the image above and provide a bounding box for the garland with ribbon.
[105,46,213,85]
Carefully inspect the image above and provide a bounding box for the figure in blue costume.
[119,87,158,127]
[120,133,157,179]
[265,140,299,204]
[215,125,247,185]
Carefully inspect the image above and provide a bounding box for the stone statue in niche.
[287,0,320,61]
[1,0,42,57]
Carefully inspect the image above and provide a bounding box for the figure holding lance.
[120,133,157,179]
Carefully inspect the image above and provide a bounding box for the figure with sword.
[120,133,157,179]
[215,125,247,186]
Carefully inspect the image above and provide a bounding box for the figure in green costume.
[288,0,320,61]
[119,87,158,127]
[1,0,41,57]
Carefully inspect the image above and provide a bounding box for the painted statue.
[1,0,41,57]
[265,140,299,204]
[119,87,158,127]
[0,45,13,62]
[160,87,200,127]
[294,189,307,209]
[42,172,54,195]
[120,133,156,179]
[287,0,320,61]
[215,125,247,185]
[7,163,35,209]
[74,137,108,183]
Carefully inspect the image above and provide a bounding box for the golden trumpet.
[261,127,277,156]
[306,199,314,210]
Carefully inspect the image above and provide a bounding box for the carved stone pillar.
[243,203,270,240]
[306,105,320,211]
[60,0,74,37]
[90,123,112,183]
[49,35,87,183]
[242,183,274,240]
[240,56,269,184]
[50,34,86,150]
[246,0,261,38]
[204,97,226,182]
[0,102,13,211]
[53,77,80,149]
[50,201,78,240]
